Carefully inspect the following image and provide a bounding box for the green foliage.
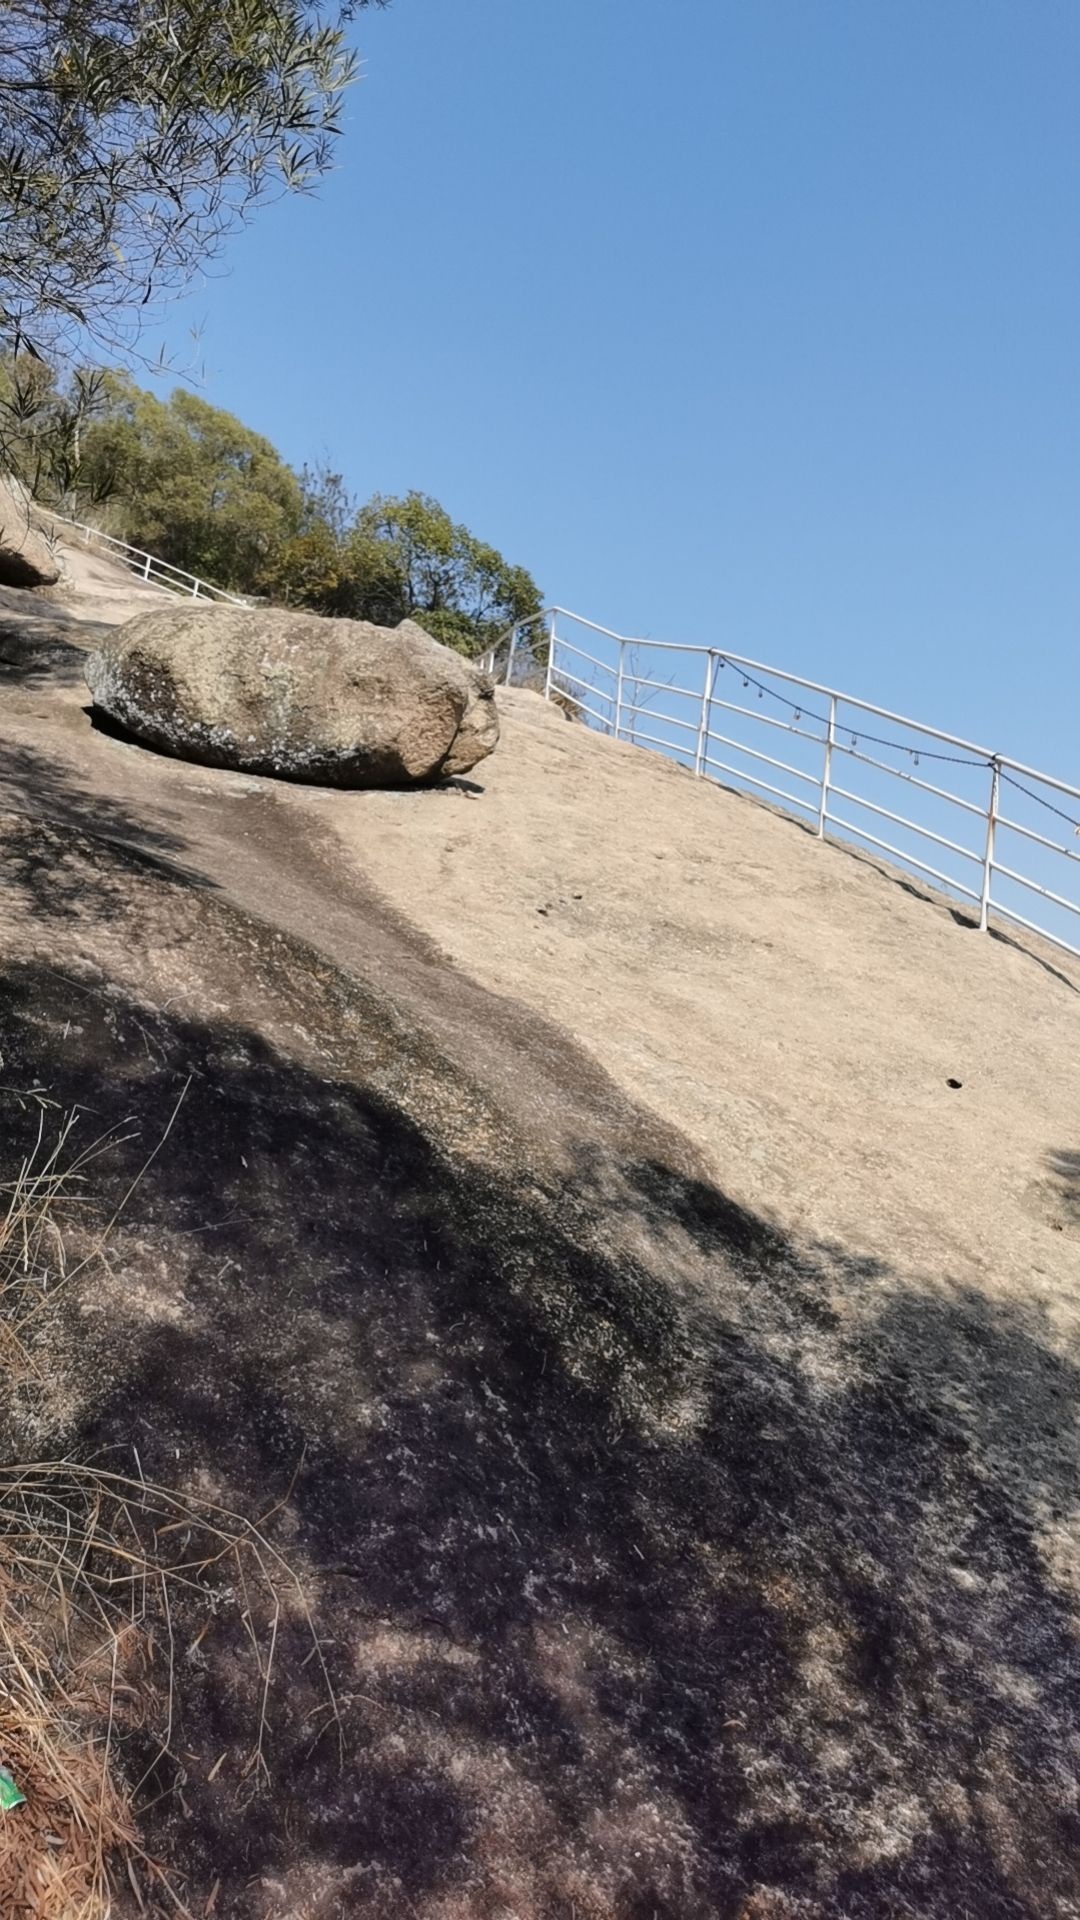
[0,0,385,359]
[333,492,542,656]
[4,361,544,654]
[260,479,542,655]
[269,524,349,611]
[77,376,305,591]
[0,355,115,509]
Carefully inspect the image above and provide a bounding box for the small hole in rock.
[946,1078,963,1090]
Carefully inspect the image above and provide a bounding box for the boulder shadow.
[83,703,490,796]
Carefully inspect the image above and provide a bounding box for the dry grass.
[0,1096,335,1918]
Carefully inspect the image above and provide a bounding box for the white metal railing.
[46,512,250,607]
[482,610,1080,965]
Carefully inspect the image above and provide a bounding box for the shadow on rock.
[0,743,214,918]
[0,609,99,689]
[0,946,1077,1920]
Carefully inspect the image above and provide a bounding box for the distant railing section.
[47,512,250,607]
[481,610,1080,964]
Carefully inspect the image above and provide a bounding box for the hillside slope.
[0,563,1078,1919]
[332,687,1080,1335]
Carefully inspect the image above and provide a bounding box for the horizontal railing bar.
[525,607,1080,966]
[994,812,1080,865]
[742,670,988,756]
[70,520,181,573]
[831,741,988,816]
[550,614,736,654]
[824,810,981,901]
[554,637,619,678]
[78,523,154,563]
[706,729,819,786]
[117,555,238,602]
[553,611,645,646]
[558,690,615,731]
[621,703,699,736]
[544,608,994,757]
[545,612,1079,820]
[827,695,988,759]
[135,551,197,579]
[879,761,987,817]
[827,784,981,863]
[142,563,202,589]
[114,545,202,584]
[624,725,695,759]
[986,898,1080,960]
[704,755,818,816]
[554,665,615,703]
[554,615,732,662]
[46,510,250,605]
[707,696,826,744]
[990,862,1080,917]
[998,756,1080,806]
[112,544,197,584]
[622,675,702,705]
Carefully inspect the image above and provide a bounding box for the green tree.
[267,459,377,611]
[345,492,542,657]
[78,375,305,592]
[266,484,542,657]
[0,0,385,359]
[4,355,543,648]
[0,353,117,509]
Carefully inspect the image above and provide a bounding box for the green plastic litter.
[0,1767,25,1811]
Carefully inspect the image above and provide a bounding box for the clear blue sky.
[149,0,1079,777]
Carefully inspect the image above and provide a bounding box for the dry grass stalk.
[0,1098,336,1917]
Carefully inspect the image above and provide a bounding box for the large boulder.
[85,605,500,787]
[0,474,61,588]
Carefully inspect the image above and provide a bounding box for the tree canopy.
[0,0,384,359]
[272,487,542,655]
[0,353,110,505]
[0,358,544,656]
[77,373,306,592]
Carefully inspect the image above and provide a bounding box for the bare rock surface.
[0,473,60,587]
[0,541,1078,1918]
[85,603,499,786]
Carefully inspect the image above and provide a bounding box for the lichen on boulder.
[85,605,499,786]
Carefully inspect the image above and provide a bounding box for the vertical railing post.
[979,757,1000,933]
[818,695,837,838]
[504,624,518,686]
[191,578,200,599]
[694,649,718,776]
[142,553,151,580]
[613,640,626,741]
[543,610,557,701]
